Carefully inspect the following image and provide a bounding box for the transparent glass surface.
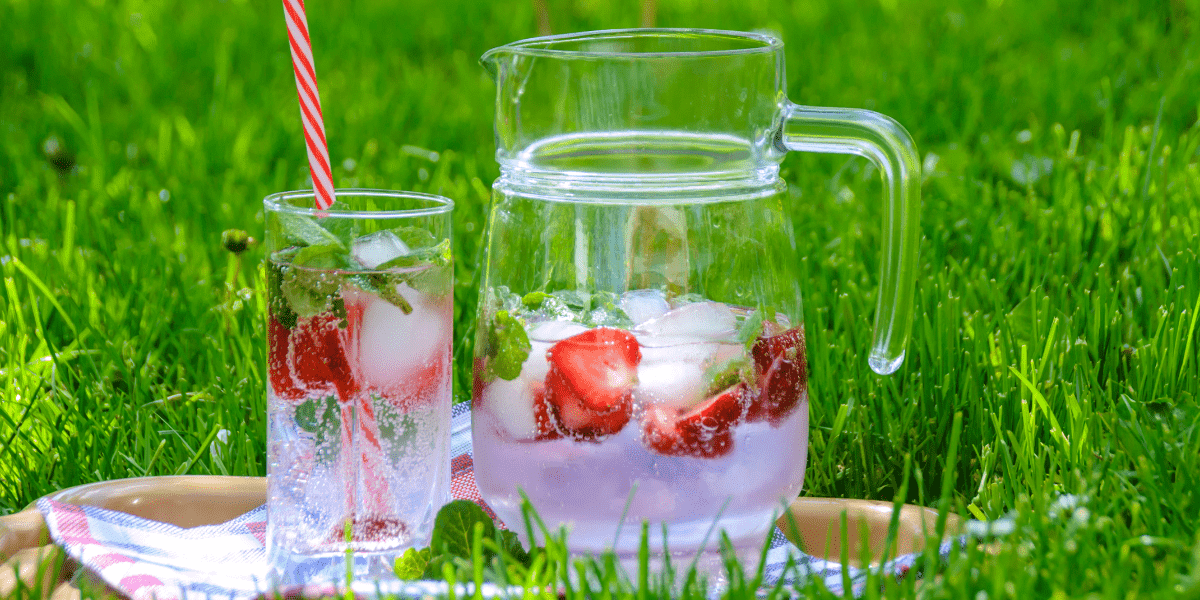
[264,189,453,587]
[475,29,920,577]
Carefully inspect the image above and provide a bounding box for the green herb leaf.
[280,266,336,319]
[488,310,531,381]
[274,243,351,319]
[323,216,359,245]
[419,554,447,580]
[552,289,592,314]
[294,396,339,433]
[393,547,432,581]
[365,273,414,314]
[368,237,451,308]
[292,396,343,461]
[390,226,439,251]
[498,530,530,566]
[703,356,754,395]
[293,243,348,270]
[276,213,345,248]
[430,500,497,559]
[405,262,452,299]
[267,261,298,329]
[583,290,632,328]
[522,292,551,310]
[737,308,767,347]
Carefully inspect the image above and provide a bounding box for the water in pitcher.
[474,130,811,571]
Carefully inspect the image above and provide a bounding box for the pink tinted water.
[266,273,452,585]
[472,315,808,562]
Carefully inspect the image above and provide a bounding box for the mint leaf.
[393,547,432,581]
[293,396,343,462]
[331,297,348,328]
[737,308,766,347]
[583,290,632,328]
[534,289,631,327]
[293,243,348,270]
[389,226,439,251]
[323,216,359,244]
[552,289,592,314]
[274,243,352,320]
[498,530,530,566]
[670,292,708,306]
[295,396,339,433]
[488,310,531,381]
[430,500,497,559]
[405,262,452,299]
[703,355,753,395]
[276,213,345,248]
[392,500,538,583]
[521,292,551,310]
[487,286,525,315]
[280,266,337,319]
[267,261,298,329]
[420,554,447,580]
[370,238,452,308]
[364,273,414,314]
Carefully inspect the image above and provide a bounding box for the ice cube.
[352,230,411,269]
[480,328,565,439]
[524,340,555,383]
[357,282,450,392]
[620,289,670,327]
[528,320,589,344]
[480,375,541,439]
[634,301,737,342]
[634,336,722,409]
[635,359,709,409]
[520,321,587,384]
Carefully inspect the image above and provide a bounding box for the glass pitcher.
[471,28,920,574]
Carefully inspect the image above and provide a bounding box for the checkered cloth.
[38,403,943,599]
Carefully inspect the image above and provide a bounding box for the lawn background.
[2,0,1199,597]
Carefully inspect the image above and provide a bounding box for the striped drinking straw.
[280,0,394,530]
[281,0,335,210]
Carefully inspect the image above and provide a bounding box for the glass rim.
[263,188,454,219]
[483,28,782,60]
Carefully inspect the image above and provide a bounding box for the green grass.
[2,0,1199,597]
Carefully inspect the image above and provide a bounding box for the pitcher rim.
[482,28,782,60]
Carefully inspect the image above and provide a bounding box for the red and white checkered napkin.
[37,403,926,599]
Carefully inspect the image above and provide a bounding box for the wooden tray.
[0,476,959,597]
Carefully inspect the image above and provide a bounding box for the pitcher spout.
[479,46,506,81]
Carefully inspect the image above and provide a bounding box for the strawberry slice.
[641,383,750,458]
[268,316,305,402]
[390,349,449,411]
[472,356,488,409]
[530,388,563,441]
[748,326,807,424]
[544,327,641,441]
[290,312,361,403]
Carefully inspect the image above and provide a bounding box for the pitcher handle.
[779,104,921,375]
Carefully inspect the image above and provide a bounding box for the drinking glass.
[264,189,454,586]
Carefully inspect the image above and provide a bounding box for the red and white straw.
[282,0,335,210]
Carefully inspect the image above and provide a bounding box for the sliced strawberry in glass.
[544,327,641,441]
[530,388,563,441]
[289,312,360,402]
[268,316,306,402]
[392,350,449,411]
[472,356,488,409]
[641,383,749,458]
[748,326,807,424]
